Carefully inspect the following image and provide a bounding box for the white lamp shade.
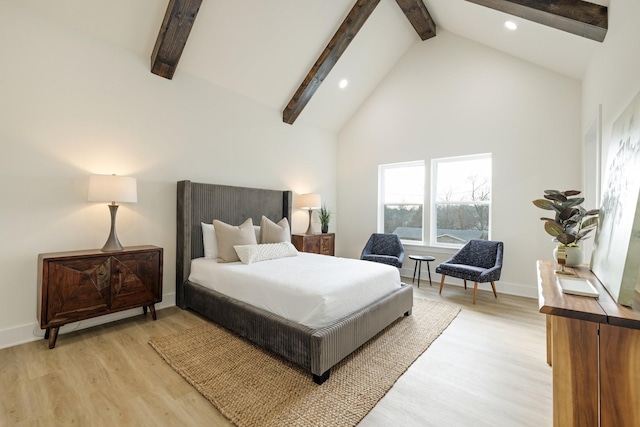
[297,193,321,210]
[88,175,137,203]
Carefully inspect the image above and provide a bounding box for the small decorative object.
[554,245,571,275]
[319,204,331,233]
[88,174,138,251]
[532,189,599,267]
[297,193,321,235]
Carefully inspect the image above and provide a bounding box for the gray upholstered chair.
[436,239,503,304]
[360,233,405,268]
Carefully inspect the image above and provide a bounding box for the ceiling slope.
[13,0,609,132]
[283,0,437,125]
[282,0,382,125]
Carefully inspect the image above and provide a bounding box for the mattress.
[188,252,402,328]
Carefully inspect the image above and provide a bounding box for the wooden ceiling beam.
[465,0,607,42]
[282,0,381,125]
[151,0,203,80]
[395,0,437,40]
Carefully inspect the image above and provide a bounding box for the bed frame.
[176,180,413,384]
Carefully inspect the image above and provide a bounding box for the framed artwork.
[591,93,640,306]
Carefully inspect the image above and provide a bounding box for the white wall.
[337,30,582,297]
[0,3,337,348]
[583,0,640,174]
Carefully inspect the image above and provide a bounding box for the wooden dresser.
[38,245,163,349]
[537,260,640,427]
[292,233,335,256]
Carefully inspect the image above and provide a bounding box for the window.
[378,161,425,243]
[431,154,492,247]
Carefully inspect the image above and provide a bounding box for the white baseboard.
[400,268,537,299]
[0,293,176,350]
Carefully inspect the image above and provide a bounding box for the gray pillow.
[213,218,257,262]
[260,216,291,244]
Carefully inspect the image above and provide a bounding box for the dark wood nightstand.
[37,245,163,348]
[292,233,335,256]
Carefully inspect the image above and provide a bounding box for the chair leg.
[439,274,446,295]
[490,281,498,298]
[473,282,478,304]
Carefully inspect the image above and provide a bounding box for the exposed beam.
[282,0,381,125]
[395,0,437,40]
[151,0,203,80]
[465,0,607,42]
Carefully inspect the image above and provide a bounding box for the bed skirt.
[182,280,414,382]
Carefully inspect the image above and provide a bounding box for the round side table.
[409,255,436,287]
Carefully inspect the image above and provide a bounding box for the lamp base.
[101,204,124,252]
[305,209,315,235]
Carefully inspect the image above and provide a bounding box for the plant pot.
[553,245,583,267]
[321,225,328,234]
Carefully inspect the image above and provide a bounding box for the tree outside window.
[378,161,425,243]
[431,154,492,247]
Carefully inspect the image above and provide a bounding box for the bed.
[176,180,413,384]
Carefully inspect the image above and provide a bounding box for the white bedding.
[188,252,402,328]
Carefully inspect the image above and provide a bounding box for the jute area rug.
[149,298,460,427]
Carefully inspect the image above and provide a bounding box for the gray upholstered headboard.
[176,180,292,307]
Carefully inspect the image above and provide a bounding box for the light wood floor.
[0,282,552,426]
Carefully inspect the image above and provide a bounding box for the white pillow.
[234,242,299,264]
[254,225,261,243]
[260,216,291,244]
[201,222,218,259]
[213,218,258,262]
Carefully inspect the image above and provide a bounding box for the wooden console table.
[537,260,640,427]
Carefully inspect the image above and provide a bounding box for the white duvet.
[188,252,402,329]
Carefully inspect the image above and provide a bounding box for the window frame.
[430,153,492,248]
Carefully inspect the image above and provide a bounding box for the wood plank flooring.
[0,282,552,426]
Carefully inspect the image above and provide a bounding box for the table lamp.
[297,193,321,235]
[88,174,137,251]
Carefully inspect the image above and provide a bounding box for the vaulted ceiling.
[17,0,609,131]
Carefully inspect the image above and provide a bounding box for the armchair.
[435,239,503,304]
[360,233,405,268]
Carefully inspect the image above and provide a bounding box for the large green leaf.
[559,207,579,221]
[533,199,556,210]
[544,221,563,236]
[557,233,576,245]
[576,228,595,240]
[581,217,599,229]
[563,190,581,197]
[545,193,567,202]
[564,197,585,208]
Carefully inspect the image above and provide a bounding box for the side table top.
[409,255,435,261]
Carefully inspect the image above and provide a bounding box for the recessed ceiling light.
[339,79,348,89]
[505,21,518,30]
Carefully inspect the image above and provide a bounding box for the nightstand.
[37,245,163,348]
[292,233,335,256]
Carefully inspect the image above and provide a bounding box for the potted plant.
[532,189,599,266]
[319,204,331,234]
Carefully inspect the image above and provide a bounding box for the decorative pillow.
[213,218,257,262]
[260,216,291,244]
[254,225,261,243]
[234,242,299,264]
[201,222,218,259]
